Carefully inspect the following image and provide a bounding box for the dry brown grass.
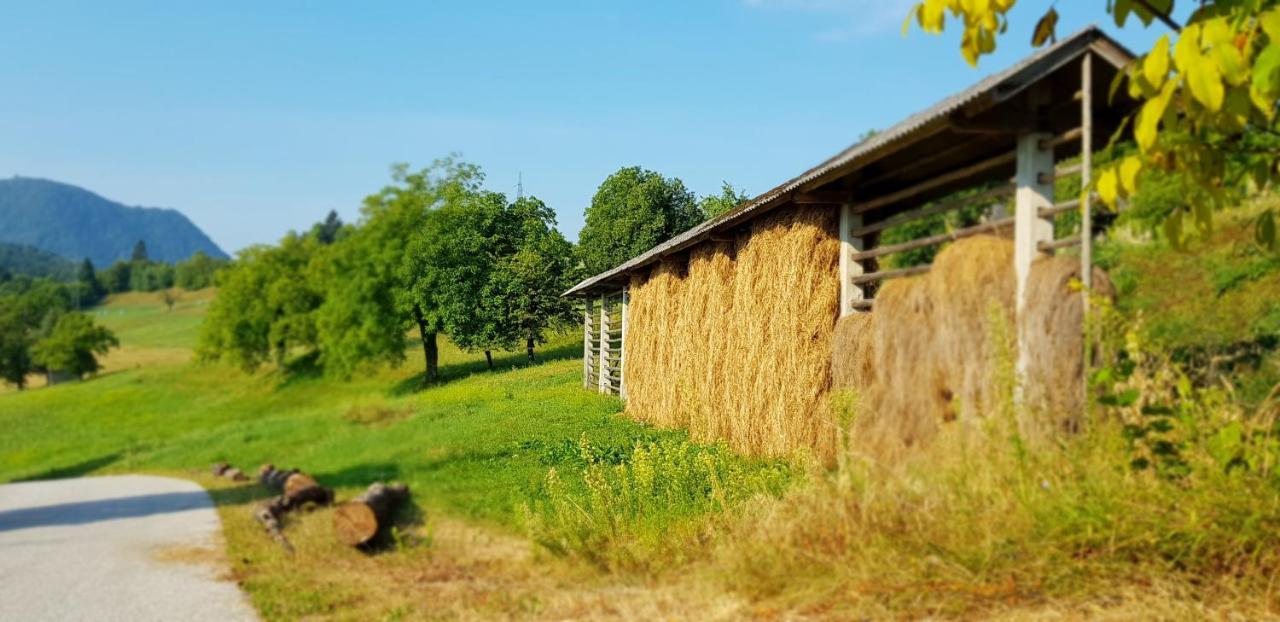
[624,206,840,459]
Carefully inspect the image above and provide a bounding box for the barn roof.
[566,26,1135,297]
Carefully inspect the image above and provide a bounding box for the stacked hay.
[832,235,1111,452]
[1022,251,1115,425]
[623,206,840,459]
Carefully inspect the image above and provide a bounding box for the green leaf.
[1258,210,1277,250]
[1252,43,1280,102]
[1114,0,1134,28]
[1031,7,1058,47]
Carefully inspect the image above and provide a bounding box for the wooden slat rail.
[849,264,931,286]
[1039,127,1083,151]
[852,184,1014,237]
[1038,236,1082,252]
[850,151,1016,215]
[849,215,1015,262]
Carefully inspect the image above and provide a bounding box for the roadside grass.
[0,289,795,619]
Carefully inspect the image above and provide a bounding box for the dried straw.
[832,235,1109,453]
[623,206,840,459]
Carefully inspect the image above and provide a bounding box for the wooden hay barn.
[566,28,1138,458]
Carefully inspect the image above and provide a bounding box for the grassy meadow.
[4,203,1280,619]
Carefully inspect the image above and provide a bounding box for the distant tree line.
[93,242,228,298]
[198,158,749,383]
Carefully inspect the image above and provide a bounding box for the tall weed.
[521,433,791,571]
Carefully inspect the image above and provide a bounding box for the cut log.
[211,462,248,481]
[257,464,333,506]
[253,496,295,553]
[333,482,410,547]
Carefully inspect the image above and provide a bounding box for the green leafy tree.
[197,234,322,371]
[577,166,701,274]
[406,189,518,370]
[0,304,33,389]
[174,251,227,290]
[907,0,1280,248]
[30,312,118,379]
[698,182,751,220]
[99,261,132,293]
[488,196,579,362]
[317,158,484,381]
[131,240,149,262]
[77,259,106,305]
[311,210,345,245]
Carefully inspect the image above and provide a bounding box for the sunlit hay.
[830,312,874,390]
[624,206,840,459]
[834,236,1017,452]
[1022,253,1116,427]
[833,235,1114,453]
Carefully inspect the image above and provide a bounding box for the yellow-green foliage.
[522,434,791,571]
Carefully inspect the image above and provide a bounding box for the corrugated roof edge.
[565,26,1134,297]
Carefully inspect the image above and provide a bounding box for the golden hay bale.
[830,312,874,390]
[1022,253,1115,425]
[623,206,840,459]
[831,235,1106,453]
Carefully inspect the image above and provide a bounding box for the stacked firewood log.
[211,462,410,552]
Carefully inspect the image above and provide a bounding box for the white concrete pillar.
[839,203,868,316]
[1014,131,1056,378]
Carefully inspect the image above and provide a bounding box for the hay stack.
[831,235,1110,452]
[623,206,840,459]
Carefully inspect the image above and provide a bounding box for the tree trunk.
[333,482,410,547]
[413,306,438,383]
[527,337,535,363]
[484,350,493,370]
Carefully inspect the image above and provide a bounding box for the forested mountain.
[0,177,227,266]
[0,242,76,280]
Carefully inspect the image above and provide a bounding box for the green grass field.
[0,291,703,528]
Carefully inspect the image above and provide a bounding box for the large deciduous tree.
[488,196,579,362]
[577,166,701,274]
[316,158,483,381]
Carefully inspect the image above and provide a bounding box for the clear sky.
[0,1,1185,254]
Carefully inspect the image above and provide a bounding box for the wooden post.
[1080,53,1094,293]
[619,288,628,400]
[582,299,594,389]
[839,203,869,316]
[598,294,609,395]
[1015,87,1056,381]
[1080,53,1095,414]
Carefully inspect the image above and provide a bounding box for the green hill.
[0,176,228,266]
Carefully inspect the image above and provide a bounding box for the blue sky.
[0,1,1185,254]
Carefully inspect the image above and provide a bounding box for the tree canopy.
[577,166,702,274]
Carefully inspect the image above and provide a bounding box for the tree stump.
[333,482,410,547]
